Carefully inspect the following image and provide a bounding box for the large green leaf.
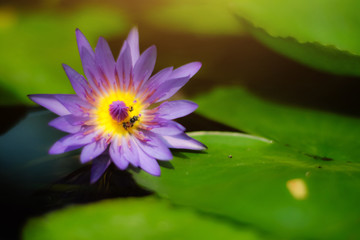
[23,197,263,240]
[250,27,360,76]
[0,7,128,105]
[194,87,360,162]
[233,0,360,54]
[232,0,360,75]
[133,132,360,239]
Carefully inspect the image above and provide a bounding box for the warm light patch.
[92,90,144,136]
[0,7,17,30]
[286,178,308,200]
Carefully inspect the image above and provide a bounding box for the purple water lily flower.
[29,27,206,183]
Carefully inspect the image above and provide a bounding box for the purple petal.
[135,131,173,161]
[28,94,71,116]
[121,137,140,167]
[48,142,84,154]
[62,64,92,101]
[171,62,201,79]
[80,138,108,163]
[48,115,82,133]
[55,94,93,116]
[150,120,185,136]
[137,148,161,176]
[59,114,89,125]
[48,129,99,154]
[162,133,207,150]
[95,37,116,85]
[90,154,111,184]
[76,28,95,60]
[146,76,190,104]
[48,135,86,154]
[109,137,129,170]
[80,47,104,94]
[132,45,157,89]
[139,67,173,94]
[157,100,198,120]
[116,41,132,90]
[61,129,99,146]
[126,27,140,66]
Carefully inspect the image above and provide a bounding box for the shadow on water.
[0,108,224,240]
[0,163,152,240]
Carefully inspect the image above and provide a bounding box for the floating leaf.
[232,0,360,75]
[134,132,360,239]
[233,0,360,54]
[23,197,263,240]
[0,7,128,105]
[250,27,360,76]
[194,87,360,162]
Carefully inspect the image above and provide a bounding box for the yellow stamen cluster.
[92,90,144,136]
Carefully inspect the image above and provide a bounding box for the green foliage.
[23,197,262,240]
[194,87,360,162]
[233,0,360,75]
[134,132,360,239]
[251,28,360,76]
[144,0,243,35]
[233,0,360,53]
[0,7,128,105]
[134,87,360,239]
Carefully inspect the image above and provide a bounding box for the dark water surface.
[0,107,240,240]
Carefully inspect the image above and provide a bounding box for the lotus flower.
[29,27,206,183]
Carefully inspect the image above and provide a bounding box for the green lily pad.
[0,7,128,105]
[145,0,244,35]
[250,27,360,76]
[232,0,360,75]
[133,132,360,239]
[233,0,360,54]
[194,87,360,162]
[23,197,263,240]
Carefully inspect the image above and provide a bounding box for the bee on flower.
[29,27,206,183]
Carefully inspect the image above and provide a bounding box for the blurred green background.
[0,0,360,240]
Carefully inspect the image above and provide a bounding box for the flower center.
[93,91,144,136]
[109,100,129,122]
